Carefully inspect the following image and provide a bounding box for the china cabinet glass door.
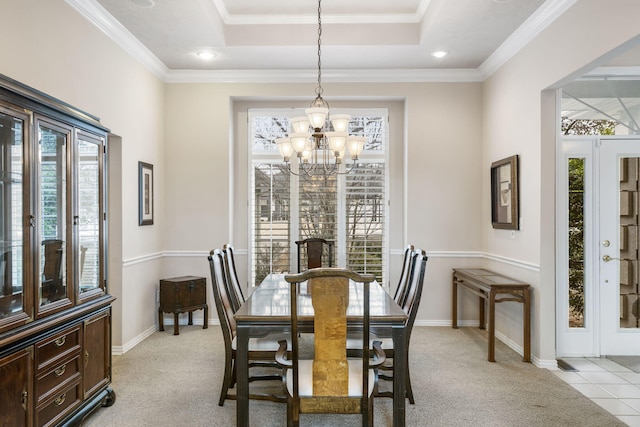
[0,103,32,330]
[75,130,105,302]
[36,117,73,315]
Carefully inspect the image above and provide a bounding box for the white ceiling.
[66,0,579,81]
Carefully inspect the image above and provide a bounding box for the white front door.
[557,138,640,357]
[599,139,640,355]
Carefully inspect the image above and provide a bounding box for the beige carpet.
[82,326,625,427]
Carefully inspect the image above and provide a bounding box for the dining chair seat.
[232,334,292,352]
[346,336,392,350]
[285,359,377,397]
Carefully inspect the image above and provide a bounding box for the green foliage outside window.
[562,117,616,327]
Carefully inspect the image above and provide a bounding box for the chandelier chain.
[315,0,323,98]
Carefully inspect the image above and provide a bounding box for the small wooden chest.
[158,276,208,335]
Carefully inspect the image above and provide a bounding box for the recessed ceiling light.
[129,0,155,8]
[197,51,216,60]
[430,50,449,59]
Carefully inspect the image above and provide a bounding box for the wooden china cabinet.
[0,74,115,427]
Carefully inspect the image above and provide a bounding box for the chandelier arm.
[283,161,301,176]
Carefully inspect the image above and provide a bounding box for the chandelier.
[276,0,365,176]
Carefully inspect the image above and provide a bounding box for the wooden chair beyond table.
[207,249,286,406]
[376,250,427,404]
[221,244,246,312]
[275,268,386,427]
[41,239,64,301]
[295,238,334,272]
[1,249,11,296]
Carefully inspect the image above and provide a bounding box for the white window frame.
[248,107,389,287]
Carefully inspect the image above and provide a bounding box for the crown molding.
[164,68,483,84]
[211,0,426,25]
[478,0,577,80]
[65,0,170,80]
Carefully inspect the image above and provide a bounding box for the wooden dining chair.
[207,249,286,406]
[295,238,334,272]
[375,250,427,404]
[275,268,386,427]
[221,244,245,312]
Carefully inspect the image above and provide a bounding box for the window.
[249,109,388,287]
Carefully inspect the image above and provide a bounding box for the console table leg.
[159,308,164,331]
[479,296,486,330]
[523,288,531,362]
[188,311,193,325]
[173,313,179,335]
[203,305,209,329]
[452,275,458,329]
[488,290,496,362]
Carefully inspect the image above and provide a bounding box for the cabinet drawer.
[36,378,82,427]
[35,325,81,373]
[36,355,81,404]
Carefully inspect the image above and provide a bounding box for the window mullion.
[336,173,346,267]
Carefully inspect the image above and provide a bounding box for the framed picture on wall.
[138,161,154,226]
[491,155,519,230]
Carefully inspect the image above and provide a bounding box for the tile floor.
[554,358,640,426]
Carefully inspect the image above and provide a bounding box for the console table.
[452,268,531,362]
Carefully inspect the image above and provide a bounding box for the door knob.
[602,255,620,262]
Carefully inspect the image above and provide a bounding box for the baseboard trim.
[113,324,156,355]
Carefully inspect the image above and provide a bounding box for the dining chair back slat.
[222,244,245,312]
[295,238,334,272]
[393,245,415,304]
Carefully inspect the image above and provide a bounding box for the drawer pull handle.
[54,365,66,377]
[21,385,28,411]
[54,393,66,407]
[54,336,66,347]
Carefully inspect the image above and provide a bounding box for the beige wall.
[483,0,640,361]
[162,80,484,330]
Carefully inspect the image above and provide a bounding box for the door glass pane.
[619,157,640,329]
[39,125,66,306]
[568,158,585,328]
[298,172,337,268]
[252,162,290,286]
[0,112,24,318]
[346,162,385,283]
[77,137,100,293]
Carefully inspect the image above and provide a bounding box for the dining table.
[234,273,409,426]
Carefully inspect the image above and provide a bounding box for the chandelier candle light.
[276,0,366,176]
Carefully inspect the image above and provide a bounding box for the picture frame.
[138,161,154,226]
[491,155,519,230]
